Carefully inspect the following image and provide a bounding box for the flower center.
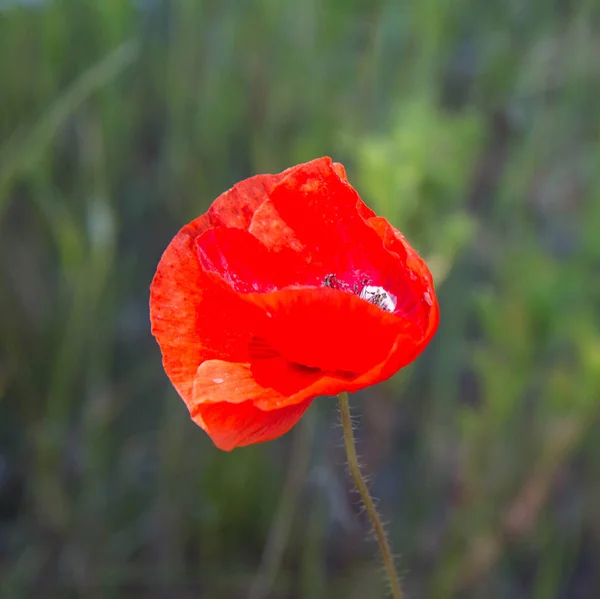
[322,274,396,312]
[358,285,397,312]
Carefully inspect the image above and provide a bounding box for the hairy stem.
[338,391,403,599]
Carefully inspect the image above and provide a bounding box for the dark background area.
[1,1,600,597]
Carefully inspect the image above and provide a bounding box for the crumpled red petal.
[366,215,438,335]
[195,226,319,293]
[192,396,314,451]
[188,285,432,408]
[252,158,402,293]
[203,168,291,231]
[192,359,323,407]
[245,287,412,376]
[150,223,262,402]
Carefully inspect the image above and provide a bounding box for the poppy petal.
[159,170,293,247]
[253,157,402,295]
[367,216,439,334]
[191,353,352,415]
[195,226,318,293]
[150,225,262,402]
[191,359,322,408]
[204,169,293,231]
[193,397,314,451]
[245,286,417,377]
[367,216,433,285]
[247,198,306,254]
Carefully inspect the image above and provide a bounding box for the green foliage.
[1,1,599,598]
[353,93,481,281]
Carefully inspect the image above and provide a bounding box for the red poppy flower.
[150,157,439,451]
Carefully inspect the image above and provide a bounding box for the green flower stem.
[338,392,403,599]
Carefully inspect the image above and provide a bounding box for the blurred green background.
[1,0,599,597]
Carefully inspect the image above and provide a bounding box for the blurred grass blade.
[0,40,139,213]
